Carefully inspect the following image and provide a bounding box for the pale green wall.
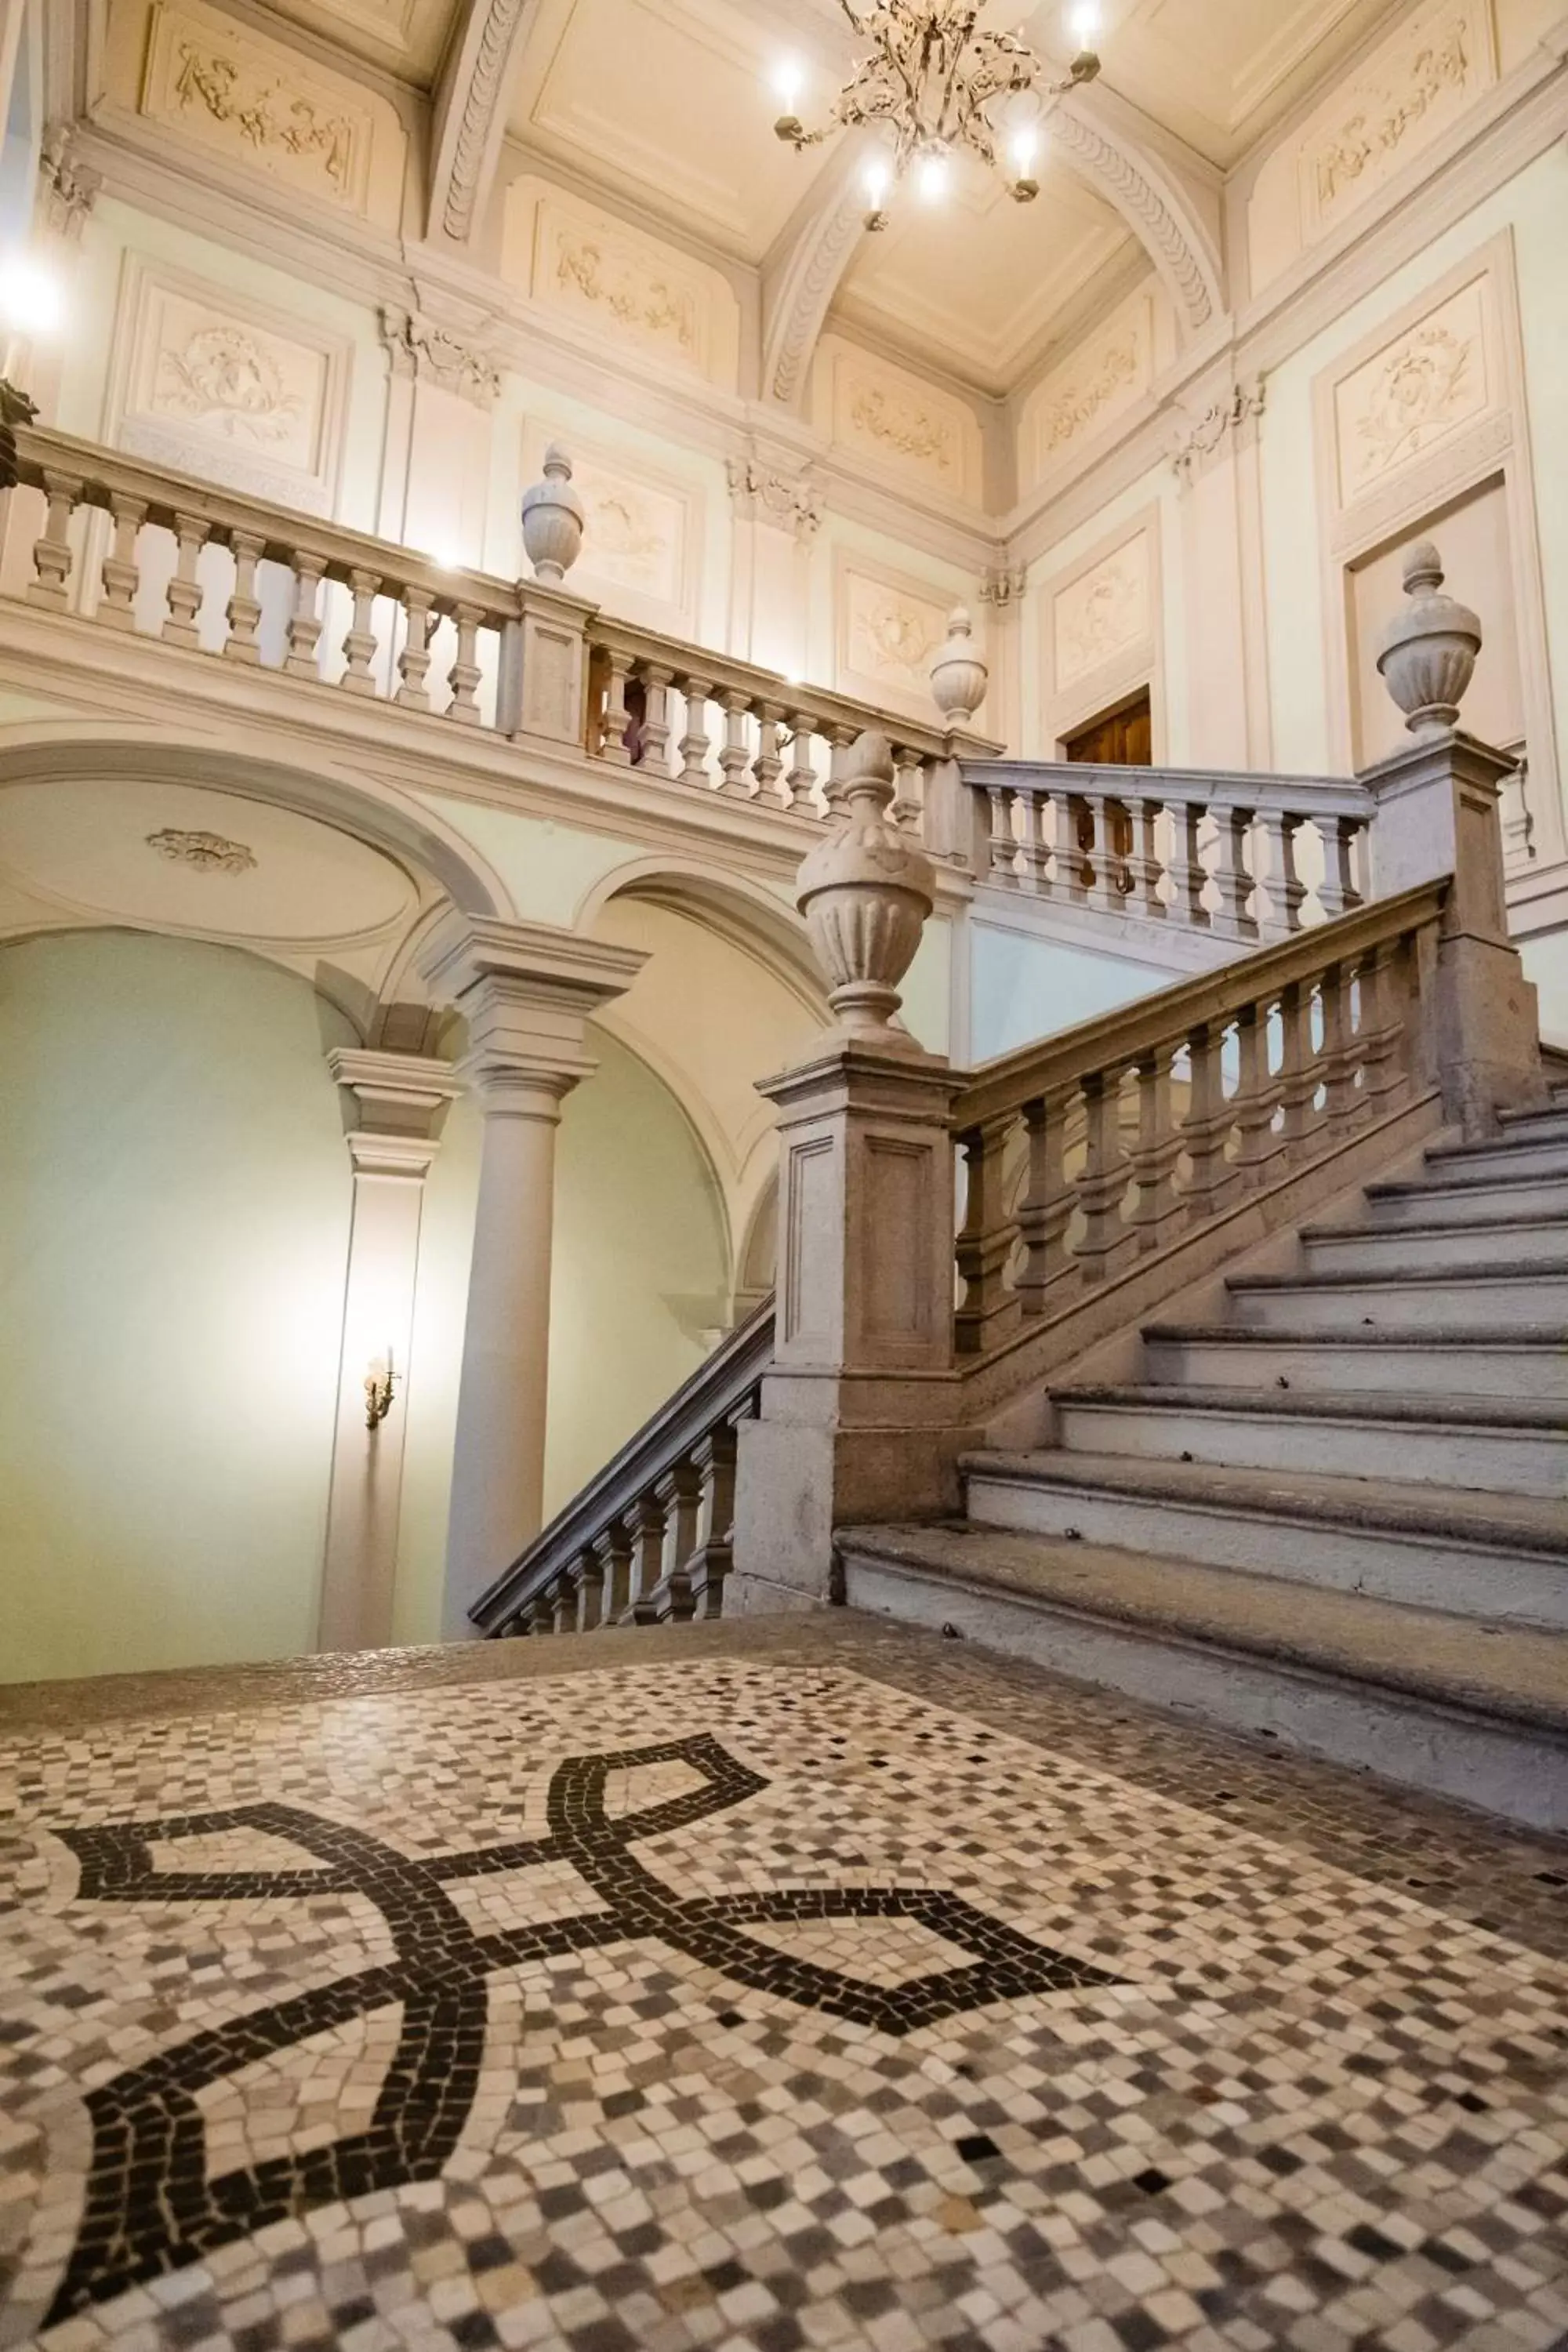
[0,931,354,1682]
[390,1026,731,1646]
[971,921,1174,1062]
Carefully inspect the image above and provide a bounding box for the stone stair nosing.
[836,1521,1568,1835]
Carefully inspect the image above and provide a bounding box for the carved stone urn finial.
[795,730,936,1044]
[930,605,988,728]
[1377,540,1482,739]
[521,443,585,584]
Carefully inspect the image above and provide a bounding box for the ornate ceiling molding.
[427,0,539,247]
[760,103,1224,411]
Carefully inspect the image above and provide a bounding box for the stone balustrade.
[2,423,994,843]
[947,880,1447,1360]
[470,1301,774,1637]
[964,757,1374,939]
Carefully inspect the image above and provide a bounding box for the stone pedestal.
[1363,729,1544,1131]
[423,918,646,1637]
[731,1040,975,1612]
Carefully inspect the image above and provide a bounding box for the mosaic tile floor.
[2,1619,1566,2352]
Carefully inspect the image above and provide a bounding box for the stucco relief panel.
[132,0,405,221]
[1052,533,1152,695]
[1020,292,1155,489]
[1331,277,1493,510]
[111,260,350,514]
[826,345,980,503]
[505,181,739,390]
[836,561,956,713]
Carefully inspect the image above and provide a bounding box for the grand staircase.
[840,1088,1568,1832]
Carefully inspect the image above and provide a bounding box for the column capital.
[328,1047,461,1180]
[422,917,647,1108]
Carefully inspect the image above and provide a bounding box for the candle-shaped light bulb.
[1071,1,1101,50]
[771,56,804,110]
[1008,122,1039,176]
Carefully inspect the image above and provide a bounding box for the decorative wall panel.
[107,258,350,514]
[1330,276,1493,510]
[835,555,960,719]
[128,0,406,223]
[823,342,983,506]
[1248,0,1496,292]
[502,178,741,390]
[1038,508,1164,754]
[522,423,700,632]
[1053,533,1151,694]
[1019,290,1156,490]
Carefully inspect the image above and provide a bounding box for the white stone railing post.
[422,917,647,1637]
[1362,541,1544,1134]
[731,732,972,1613]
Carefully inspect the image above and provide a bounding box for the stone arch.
[760,99,1224,410]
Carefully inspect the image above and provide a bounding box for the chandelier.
[772,2,1103,229]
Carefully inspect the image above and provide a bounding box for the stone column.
[731,733,975,1612]
[318,1050,461,1654]
[423,918,646,1638]
[1174,379,1272,770]
[1363,543,1544,1133]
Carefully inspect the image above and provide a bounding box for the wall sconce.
[365,1348,398,1430]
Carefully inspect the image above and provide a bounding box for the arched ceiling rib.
[427,0,541,245]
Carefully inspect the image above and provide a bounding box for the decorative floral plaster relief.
[138,1,397,216]
[1022,292,1154,487]
[146,828,258,873]
[1333,277,1490,508]
[1304,0,1488,235]
[841,568,953,702]
[1053,533,1151,692]
[517,188,737,387]
[829,348,975,495]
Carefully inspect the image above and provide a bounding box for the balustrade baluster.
[340,568,381,696]
[891,744,924,833]
[27,469,84,611]
[825,724,858,815]
[1357,941,1408,1119]
[446,602,484,723]
[1319,961,1359,1131]
[688,1423,738,1619]
[551,1571,579,1635]
[1258,810,1305,937]
[753,701,786,801]
[955,1116,1018,1353]
[654,1457,702,1622]
[524,1594,554,1637]
[1087,796,1121,916]
[96,494,147,631]
[1018,791,1051,894]
[1276,978,1319,1163]
[593,1521,633,1624]
[1179,1020,1237,1225]
[1172,801,1209,927]
[223,530,266,664]
[640,663,674,773]
[986,786,1019,887]
[573,1546,604,1632]
[628,1491,666,1624]
[1014,1089,1074,1312]
[162,512,211,648]
[1074,1066,1133,1281]
[394,585,434,707]
[1214,807,1258,938]
[718,688,752,796]
[786,713,818,810]
[1130,795,1166,918]
[1317,818,1362,920]
[1232,998,1283,1189]
[600,647,634,764]
[285,554,327,679]
[679,678,714,787]
[1127,1047,1184,1252]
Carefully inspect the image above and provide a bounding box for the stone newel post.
[1363,541,1544,1134]
[731,733,975,1613]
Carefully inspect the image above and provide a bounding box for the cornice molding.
[379,305,502,406]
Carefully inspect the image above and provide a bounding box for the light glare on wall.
[0,253,65,372]
[916,151,949,203]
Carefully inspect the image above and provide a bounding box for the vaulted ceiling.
[247,0,1407,394]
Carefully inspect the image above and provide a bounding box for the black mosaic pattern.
[43,1731,1116,2324]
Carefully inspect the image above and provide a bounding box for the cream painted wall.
[971,922,1176,1062]
[1259,146,1568,795]
[0,930,354,1682]
[390,1025,731,1646]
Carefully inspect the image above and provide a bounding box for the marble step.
[1497,1101,1568,1146]
[1423,1133,1568,1182]
[1363,1167,1568,1228]
[1138,1322,1568,1401]
[959,1448,1568,1628]
[1300,1212,1568,1276]
[1047,1384,1568,1498]
[837,1522,1568,1835]
[1225,1261,1568,1332]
